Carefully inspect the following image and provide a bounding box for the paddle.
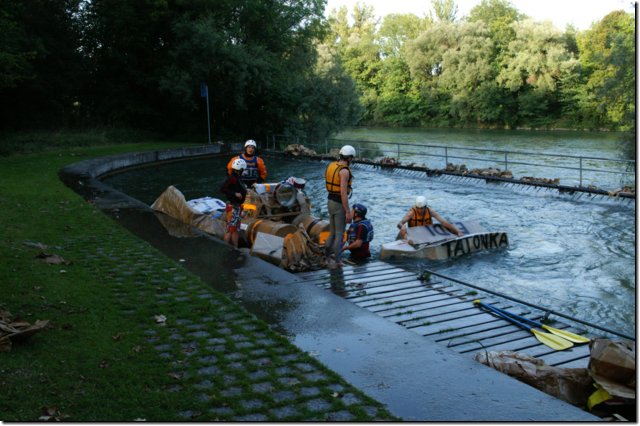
[473,300,574,351]
[480,302,590,344]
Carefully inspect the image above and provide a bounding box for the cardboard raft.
[379,220,508,261]
[150,185,326,271]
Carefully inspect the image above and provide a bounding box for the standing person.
[220,158,248,248]
[397,195,463,239]
[342,203,374,261]
[227,139,267,187]
[324,145,356,266]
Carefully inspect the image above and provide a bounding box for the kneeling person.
[342,203,374,260]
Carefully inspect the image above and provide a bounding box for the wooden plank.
[318,274,418,294]
[410,310,503,336]
[315,273,419,292]
[551,357,590,369]
[352,286,451,306]
[452,328,538,353]
[440,323,524,349]
[311,268,413,286]
[435,321,518,344]
[536,344,591,366]
[366,290,465,314]
[388,299,479,323]
[357,284,454,308]
[342,280,428,299]
[459,336,548,354]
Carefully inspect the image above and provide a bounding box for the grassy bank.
[0,134,394,421]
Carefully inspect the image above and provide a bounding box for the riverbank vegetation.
[0,0,635,143]
[324,1,635,133]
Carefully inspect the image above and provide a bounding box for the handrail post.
[397,143,400,161]
[445,147,448,168]
[579,157,583,187]
[504,152,508,171]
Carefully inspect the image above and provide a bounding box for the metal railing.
[267,134,636,192]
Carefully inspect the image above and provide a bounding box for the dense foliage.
[0,0,359,141]
[323,0,635,131]
[0,0,635,141]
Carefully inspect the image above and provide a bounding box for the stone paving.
[75,232,396,421]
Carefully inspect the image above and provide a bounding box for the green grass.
[0,138,200,420]
[0,133,396,421]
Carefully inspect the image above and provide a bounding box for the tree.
[378,13,426,59]
[159,0,354,139]
[79,0,174,128]
[466,0,522,62]
[430,0,458,23]
[577,10,635,130]
[0,7,35,90]
[0,0,85,129]
[497,20,578,93]
[405,21,503,125]
[325,3,381,122]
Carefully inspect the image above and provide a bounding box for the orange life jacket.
[325,161,352,197]
[408,207,432,227]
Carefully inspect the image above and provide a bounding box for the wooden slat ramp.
[296,260,591,368]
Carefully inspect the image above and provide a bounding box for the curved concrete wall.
[59,144,223,209]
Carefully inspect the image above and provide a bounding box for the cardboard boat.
[379,220,508,261]
[150,184,330,271]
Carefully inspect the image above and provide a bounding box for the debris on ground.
[475,339,636,421]
[35,252,71,265]
[39,406,69,421]
[474,350,592,408]
[0,310,49,352]
[587,338,635,421]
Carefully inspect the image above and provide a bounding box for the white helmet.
[231,158,247,171]
[415,196,427,208]
[339,145,356,157]
[244,139,257,148]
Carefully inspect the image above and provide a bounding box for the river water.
[103,129,636,337]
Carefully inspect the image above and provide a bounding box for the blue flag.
[200,82,208,98]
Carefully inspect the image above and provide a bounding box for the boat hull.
[380,221,508,261]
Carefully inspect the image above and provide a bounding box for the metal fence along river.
[267,134,635,192]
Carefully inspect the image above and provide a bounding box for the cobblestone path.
[73,232,396,421]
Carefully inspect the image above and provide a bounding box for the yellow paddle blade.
[531,328,574,351]
[541,325,590,344]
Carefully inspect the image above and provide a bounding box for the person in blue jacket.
[341,203,374,260]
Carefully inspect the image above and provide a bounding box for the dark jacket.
[219,172,247,205]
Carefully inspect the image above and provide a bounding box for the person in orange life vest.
[324,145,355,266]
[219,158,248,248]
[226,139,267,187]
[397,195,463,239]
[341,203,374,260]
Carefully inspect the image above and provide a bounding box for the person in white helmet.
[219,158,248,248]
[397,195,463,239]
[324,145,356,266]
[227,139,267,186]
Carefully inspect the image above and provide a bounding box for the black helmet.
[353,203,367,217]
